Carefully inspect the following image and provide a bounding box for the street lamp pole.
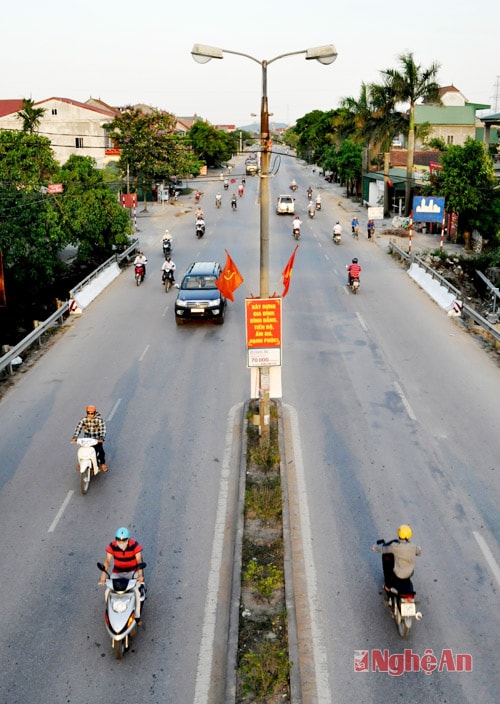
[192,44,337,441]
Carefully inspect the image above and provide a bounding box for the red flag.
[281,244,299,298]
[216,250,243,302]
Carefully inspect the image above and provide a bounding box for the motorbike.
[307,187,313,200]
[215,196,222,208]
[75,437,102,495]
[194,191,201,202]
[134,263,146,286]
[315,199,321,211]
[290,182,298,192]
[223,181,229,191]
[162,269,175,292]
[352,225,359,240]
[348,276,360,293]
[293,226,301,240]
[97,562,147,659]
[162,236,173,257]
[196,222,205,238]
[333,232,342,245]
[238,185,244,197]
[376,540,422,638]
[231,198,237,211]
[308,204,315,219]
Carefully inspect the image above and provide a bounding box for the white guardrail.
[0,240,139,377]
[388,240,500,344]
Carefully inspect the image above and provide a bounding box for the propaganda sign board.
[245,298,282,367]
[412,196,445,223]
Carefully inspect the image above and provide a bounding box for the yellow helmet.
[398,524,413,540]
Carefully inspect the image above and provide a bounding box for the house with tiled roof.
[0,97,118,167]
[414,85,491,148]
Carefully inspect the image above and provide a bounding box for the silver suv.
[276,194,295,214]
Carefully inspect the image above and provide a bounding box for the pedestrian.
[367,219,375,240]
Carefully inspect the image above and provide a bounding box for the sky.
[3,0,499,127]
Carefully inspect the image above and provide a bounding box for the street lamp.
[192,43,338,439]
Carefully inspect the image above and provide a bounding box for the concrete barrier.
[73,262,121,310]
[408,262,462,315]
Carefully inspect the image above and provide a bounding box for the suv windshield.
[181,275,217,290]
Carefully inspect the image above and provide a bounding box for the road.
[0,155,498,704]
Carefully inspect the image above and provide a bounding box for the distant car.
[276,194,295,214]
[175,261,226,325]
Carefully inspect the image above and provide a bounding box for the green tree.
[0,130,58,189]
[58,155,132,263]
[105,108,197,207]
[434,138,499,241]
[335,139,363,196]
[380,52,441,215]
[187,121,237,167]
[16,98,46,134]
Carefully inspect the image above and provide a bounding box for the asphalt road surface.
[0,156,498,704]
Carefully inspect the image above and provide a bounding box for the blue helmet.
[115,527,130,541]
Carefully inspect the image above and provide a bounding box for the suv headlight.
[176,299,188,308]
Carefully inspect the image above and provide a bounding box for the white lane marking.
[356,312,368,331]
[394,381,417,421]
[139,345,150,362]
[286,404,333,703]
[48,490,74,533]
[107,398,121,422]
[162,304,170,318]
[473,532,500,587]
[193,403,242,704]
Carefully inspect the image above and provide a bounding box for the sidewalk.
[302,166,464,257]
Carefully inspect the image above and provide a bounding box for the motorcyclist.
[307,186,313,200]
[367,219,375,240]
[195,216,206,236]
[238,183,244,196]
[195,206,204,219]
[231,193,237,209]
[215,192,222,207]
[351,216,360,235]
[224,178,229,190]
[162,230,173,254]
[346,257,361,285]
[290,178,297,190]
[161,255,176,285]
[372,524,421,596]
[72,405,107,472]
[292,215,302,233]
[99,527,145,623]
[333,221,342,239]
[308,200,315,217]
[133,251,147,277]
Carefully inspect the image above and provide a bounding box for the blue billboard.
[412,196,445,223]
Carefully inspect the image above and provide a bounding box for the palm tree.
[16,98,46,134]
[380,52,441,215]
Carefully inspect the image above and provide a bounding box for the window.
[446,135,454,145]
[51,108,57,115]
[75,137,84,148]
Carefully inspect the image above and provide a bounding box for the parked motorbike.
[134,263,146,286]
[196,222,206,238]
[97,562,147,659]
[75,437,102,495]
[376,540,422,638]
